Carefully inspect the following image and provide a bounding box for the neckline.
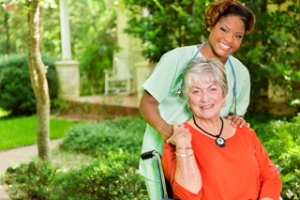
[193,116,224,138]
[185,121,237,141]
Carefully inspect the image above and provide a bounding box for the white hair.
[183,57,228,101]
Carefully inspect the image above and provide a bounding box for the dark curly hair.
[205,0,256,35]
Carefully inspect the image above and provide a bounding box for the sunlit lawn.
[0,114,83,151]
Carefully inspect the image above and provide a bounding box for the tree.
[235,0,300,100]
[0,2,13,55]
[26,0,50,160]
[123,0,209,63]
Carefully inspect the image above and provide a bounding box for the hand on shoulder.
[226,114,250,128]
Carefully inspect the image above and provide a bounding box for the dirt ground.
[53,113,110,122]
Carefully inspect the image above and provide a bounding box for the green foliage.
[236,2,300,98]
[79,44,117,95]
[0,2,28,55]
[2,116,148,199]
[60,116,145,162]
[4,160,54,199]
[50,152,147,200]
[0,54,58,116]
[4,155,148,200]
[67,0,118,95]
[253,114,300,199]
[266,116,300,199]
[0,107,10,118]
[123,0,208,63]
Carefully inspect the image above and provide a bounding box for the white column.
[59,0,72,60]
[55,61,80,99]
[55,0,79,99]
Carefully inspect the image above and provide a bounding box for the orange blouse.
[162,124,282,200]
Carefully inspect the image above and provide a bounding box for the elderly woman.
[162,57,282,200]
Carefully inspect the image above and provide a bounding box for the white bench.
[104,52,132,95]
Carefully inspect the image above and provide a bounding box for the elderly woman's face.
[187,79,225,119]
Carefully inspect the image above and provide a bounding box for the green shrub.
[0,54,58,116]
[50,152,148,200]
[55,116,148,199]
[4,160,54,199]
[4,154,148,200]
[266,116,300,199]
[60,116,145,162]
[253,114,300,200]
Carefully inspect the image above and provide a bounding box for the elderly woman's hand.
[226,114,250,128]
[166,122,192,147]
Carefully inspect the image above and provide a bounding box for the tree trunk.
[4,10,10,55]
[26,0,50,160]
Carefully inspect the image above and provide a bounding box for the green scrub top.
[139,45,250,182]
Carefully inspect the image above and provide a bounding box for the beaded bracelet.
[175,146,192,150]
[175,152,194,158]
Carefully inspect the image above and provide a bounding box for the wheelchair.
[141,150,178,200]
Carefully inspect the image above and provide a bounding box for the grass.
[0,115,83,151]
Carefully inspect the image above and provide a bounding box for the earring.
[222,102,226,107]
[207,27,210,32]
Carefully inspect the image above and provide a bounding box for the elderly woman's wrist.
[175,141,192,148]
[175,151,194,158]
[176,146,192,150]
[175,145,194,157]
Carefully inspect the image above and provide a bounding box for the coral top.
[162,124,282,200]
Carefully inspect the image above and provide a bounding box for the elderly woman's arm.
[162,122,202,198]
[249,128,282,199]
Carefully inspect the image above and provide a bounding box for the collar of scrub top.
[175,42,237,114]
